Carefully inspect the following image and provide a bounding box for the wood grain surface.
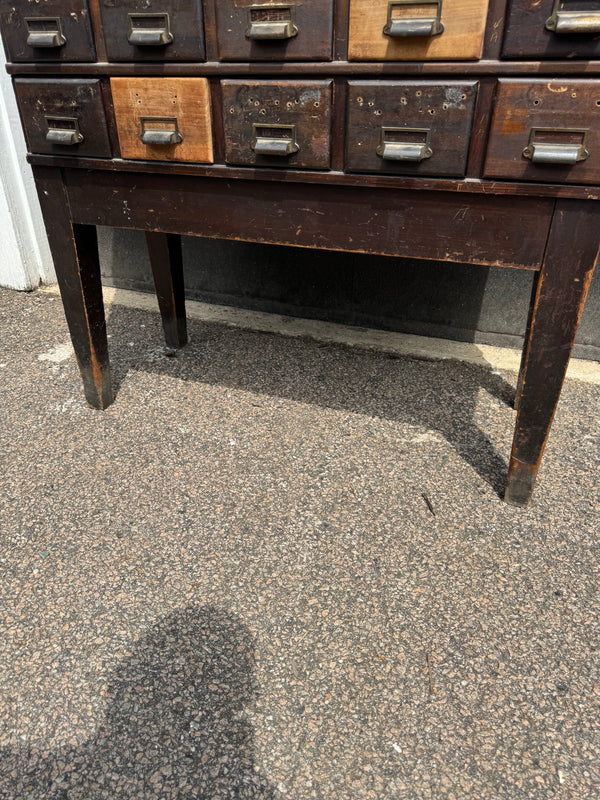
[484,79,600,185]
[111,77,213,163]
[348,0,490,61]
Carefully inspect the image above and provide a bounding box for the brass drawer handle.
[128,13,174,47]
[252,124,299,156]
[25,18,66,48]
[376,127,433,162]
[545,2,600,34]
[45,116,83,146]
[246,4,298,40]
[383,0,444,38]
[522,128,589,165]
[140,117,183,146]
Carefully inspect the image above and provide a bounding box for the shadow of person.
[1,606,276,800]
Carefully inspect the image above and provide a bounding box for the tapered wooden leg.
[505,199,600,506]
[145,232,187,349]
[515,270,541,412]
[33,166,113,409]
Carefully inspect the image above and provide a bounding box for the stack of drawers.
[3,1,600,183]
[2,0,599,505]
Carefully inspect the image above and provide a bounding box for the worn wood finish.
[506,199,600,506]
[503,0,600,60]
[98,0,205,62]
[14,78,112,158]
[32,166,113,409]
[61,168,554,269]
[348,0,490,61]
[485,79,600,186]
[345,80,478,177]
[214,0,334,62]
[482,0,509,60]
[6,3,600,503]
[0,0,96,62]
[25,152,600,201]
[87,0,108,63]
[465,76,497,178]
[9,59,600,78]
[221,80,333,169]
[111,77,213,163]
[146,231,187,349]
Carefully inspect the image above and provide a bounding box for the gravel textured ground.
[0,286,599,800]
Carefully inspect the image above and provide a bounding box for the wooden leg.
[505,199,600,506]
[515,270,540,412]
[145,232,187,349]
[33,166,113,409]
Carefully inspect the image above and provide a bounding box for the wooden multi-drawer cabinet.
[2,0,599,506]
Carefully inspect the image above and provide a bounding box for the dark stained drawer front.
[222,80,333,169]
[99,0,205,61]
[215,0,334,61]
[0,0,95,62]
[484,80,600,185]
[503,0,600,59]
[346,81,478,177]
[14,79,111,157]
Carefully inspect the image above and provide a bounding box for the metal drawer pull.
[545,2,600,34]
[128,13,174,46]
[252,124,299,156]
[25,18,66,48]
[45,116,83,146]
[140,117,183,146]
[246,5,298,40]
[522,128,589,165]
[376,127,433,162]
[383,0,444,38]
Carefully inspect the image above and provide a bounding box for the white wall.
[0,48,54,289]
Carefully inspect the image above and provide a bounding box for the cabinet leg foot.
[504,459,537,507]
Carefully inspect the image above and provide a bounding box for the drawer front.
[484,80,600,185]
[215,0,334,61]
[0,0,95,62]
[503,0,600,59]
[14,79,111,157]
[348,0,490,61]
[222,80,333,169]
[111,78,213,163]
[99,0,205,61]
[346,81,478,177]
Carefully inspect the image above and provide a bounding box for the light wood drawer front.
[99,0,205,61]
[215,0,334,61]
[222,80,333,169]
[0,0,95,62]
[348,0,489,61]
[111,78,213,163]
[346,81,477,177]
[14,79,111,157]
[503,0,600,59]
[484,80,600,185]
